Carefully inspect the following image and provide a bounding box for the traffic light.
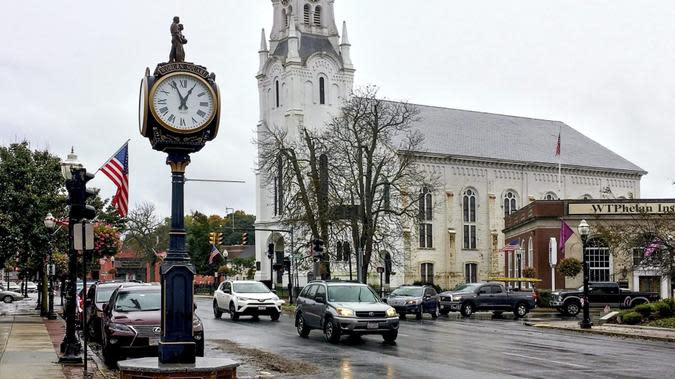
[216,232,224,246]
[67,168,97,221]
[312,239,324,261]
[208,232,216,245]
[241,232,248,245]
[283,256,291,272]
[267,243,275,260]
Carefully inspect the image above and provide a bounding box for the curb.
[528,323,675,343]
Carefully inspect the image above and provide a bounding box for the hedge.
[621,311,642,325]
[634,303,653,318]
[653,301,674,318]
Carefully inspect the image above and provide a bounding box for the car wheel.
[324,317,341,344]
[229,302,239,321]
[88,319,98,341]
[430,304,439,319]
[460,302,474,317]
[213,300,222,319]
[564,301,581,316]
[415,305,422,320]
[102,342,118,367]
[3,296,13,303]
[382,330,398,344]
[296,314,310,337]
[270,310,280,321]
[514,302,529,318]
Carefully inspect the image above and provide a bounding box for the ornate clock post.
[138,19,220,365]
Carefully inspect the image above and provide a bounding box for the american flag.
[208,245,221,264]
[100,142,129,217]
[555,132,561,157]
[500,240,520,252]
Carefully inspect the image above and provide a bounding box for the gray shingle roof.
[272,35,341,63]
[403,103,645,174]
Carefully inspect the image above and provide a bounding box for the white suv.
[213,280,284,321]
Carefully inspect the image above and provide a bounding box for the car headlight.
[238,297,252,302]
[385,307,397,317]
[406,299,420,305]
[193,317,202,328]
[336,307,355,317]
[108,322,134,334]
[453,296,463,301]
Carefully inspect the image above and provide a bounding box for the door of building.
[639,276,661,293]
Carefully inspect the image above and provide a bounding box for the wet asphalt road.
[195,297,675,379]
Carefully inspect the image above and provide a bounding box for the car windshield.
[328,285,379,303]
[115,290,160,312]
[96,287,118,302]
[452,283,480,292]
[390,287,423,297]
[233,282,270,294]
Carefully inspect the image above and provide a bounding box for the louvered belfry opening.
[304,4,310,24]
[314,5,321,26]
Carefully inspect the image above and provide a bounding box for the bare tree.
[124,202,168,281]
[257,85,436,281]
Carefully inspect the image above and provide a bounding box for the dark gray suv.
[295,281,400,343]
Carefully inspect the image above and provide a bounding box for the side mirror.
[315,295,325,304]
[423,296,431,300]
[224,289,231,294]
[102,303,108,313]
[272,289,277,294]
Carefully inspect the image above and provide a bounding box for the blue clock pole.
[158,152,196,364]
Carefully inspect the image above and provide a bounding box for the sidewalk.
[528,320,675,342]
[0,309,65,379]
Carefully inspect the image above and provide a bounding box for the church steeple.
[269,0,340,56]
[258,28,268,74]
[340,21,352,69]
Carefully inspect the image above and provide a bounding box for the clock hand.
[170,81,186,108]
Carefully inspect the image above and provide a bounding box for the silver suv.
[295,280,399,343]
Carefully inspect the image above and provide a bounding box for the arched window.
[314,5,322,26]
[420,263,434,284]
[581,194,592,200]
[527,237,533,267]
[585,238,612,282]
[275,80,280,108]
[303,4,311,24]
[418,187,433,248]
[504,190,518,216]
[384,253,392,284]
[319,77,325,105]
[463,189,477,249]
[282,9,288,28]
[543,192,558,200]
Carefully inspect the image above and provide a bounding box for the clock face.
[150,73,216,133]
[138,77,149,135]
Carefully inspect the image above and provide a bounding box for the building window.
[319,77,325,105]
[303,4,310,24]
[314,5,322,26]
[463,189,477,249]
[275,80,280,108]
[282,9,288,28]
[503,190,518,216]
[515,251,523,278]
[633,247,644,267]
[527,238,533,267]
[581,194,592,200]
[465,263,478,283]
[419,187,433,248]
[384,253,392,284]
[421,263,434,284]
[544,192,558,200]
[585,239,611,282]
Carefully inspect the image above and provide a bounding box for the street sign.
[73,222,95,251]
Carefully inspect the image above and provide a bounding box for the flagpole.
[96,139,131,173]
[558,125,562,195]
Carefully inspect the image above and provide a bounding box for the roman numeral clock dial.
[149,72,216,133]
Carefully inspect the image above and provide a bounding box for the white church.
[253,0,645,290]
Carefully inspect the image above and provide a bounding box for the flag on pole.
[644,239,662,257]
[559,220,574,253]
[555,132,561,157]
[100,142,129,217]
[208,245,221,264]
[500,240,520,252]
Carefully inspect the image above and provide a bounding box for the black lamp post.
[44,213,58,320]
[59,148,83,363]
[578,219,592,329]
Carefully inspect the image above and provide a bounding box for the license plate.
[440,305,445,309]
[258,306,266,310]
[367,322,378,329]
[148,337,159,346]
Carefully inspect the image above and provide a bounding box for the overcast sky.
[2,1,674,218]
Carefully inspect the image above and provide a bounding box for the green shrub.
[647,317,675,329]
[663,298,675,312]
[653,301,674,318]
[621,311,642,325]
[634,303,653,318]
[537,290,552,308]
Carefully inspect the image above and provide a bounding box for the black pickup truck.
[439,283,536,318]
[550,282,660,316]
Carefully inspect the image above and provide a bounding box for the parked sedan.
[0,289,24,303]
[385,285,439,320]
[84,281,140,342]
[100,283,204,366]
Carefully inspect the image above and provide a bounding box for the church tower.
[254,0,355,281]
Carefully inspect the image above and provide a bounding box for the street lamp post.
[44,213,58,320]
[578,219,592,329]
[59,148,83,363]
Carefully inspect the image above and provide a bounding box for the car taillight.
[79,297,84,309]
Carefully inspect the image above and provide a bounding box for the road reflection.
[340,358,352,379]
